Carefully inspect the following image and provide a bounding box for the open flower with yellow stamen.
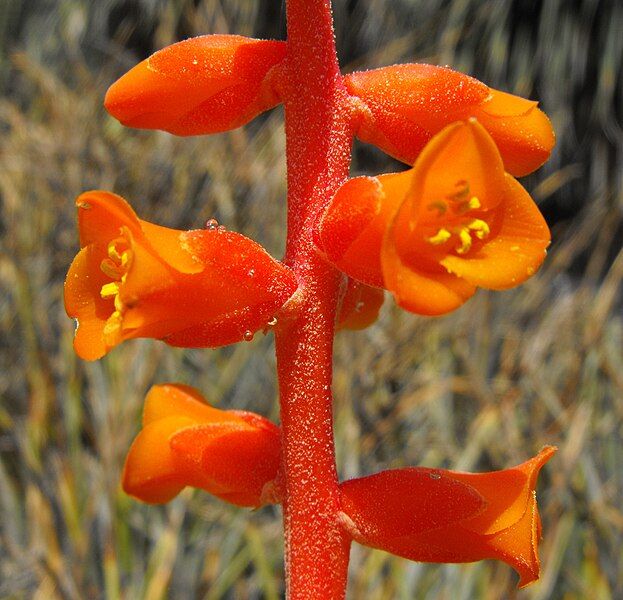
[315,119,550,315]
[64,190,297,360]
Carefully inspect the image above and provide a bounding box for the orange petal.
[64,244,114,361]
[316,172,410,287]
[346,64,554,176]
[440,175,550,290]
[446,447,556,536]
[406,120,507,220]
[336,280,384,331]
[340,468,485,542]
[105,35,286,136]
[122,415,194,503]
[76,191,141,248]
[142,383,242,426]
[170,420,281,507]
[473,89,556,177]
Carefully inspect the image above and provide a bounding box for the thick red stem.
[274,1,355,598]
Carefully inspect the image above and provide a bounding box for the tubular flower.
[123,384,281,506]
[336,279,384,331]
[339,446,556,588]
[346,63,555,176]
[64,191,297,360]
[105,35,287,135]
[316,119,550,316]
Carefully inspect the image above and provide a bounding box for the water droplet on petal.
[205,218,219,230]
[267,316,278,327]
[429,471,441,480]
[243,330,254,342]
[355,301,364,312]
[248,269,255,278]
[217,225,226,231]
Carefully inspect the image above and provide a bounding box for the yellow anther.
[108,242,122,262]
[467,219,490,239]
[100,258,122,279]
[103,311,123,346]
[427,228,452,245]
[456,228,473,254]
[467,196,481,210]
[114,293,124,313]
[100,282,120,299]
[120,250,132,268]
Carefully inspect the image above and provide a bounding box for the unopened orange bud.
[105,35,286,136]
[64,191,297,360]
[122,384,281,506]
[346,64,555,176]
[340,446,556,588]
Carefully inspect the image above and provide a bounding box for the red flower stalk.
[123,383,281,507]
[66,1,557,597]
[340,446,557,587]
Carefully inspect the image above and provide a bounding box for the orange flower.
[64,191,297,360]
[346,64,555,176]
[104,35,286,135]
[316,119,550,316]
[340,446,556,588]
[122,383,281,506]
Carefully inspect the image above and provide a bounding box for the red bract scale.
[65,2,556,598]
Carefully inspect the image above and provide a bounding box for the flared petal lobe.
[316,120,550,316]
[122,384,281,506]
[346,64,555,176]
[105,35,287,135]
[340,447,556,588]
[64,191,297,360]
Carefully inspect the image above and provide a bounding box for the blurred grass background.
[1,0,622,598]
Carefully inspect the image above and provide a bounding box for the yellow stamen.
[427,228,452,245]
[103,311,123,346]
[100,282,120,299]
[467,196,481,210]
[468,219,490,239]
[456,228,473,254]
[108,242,122,262]
[121,251,131,268]
[100,258,122,279]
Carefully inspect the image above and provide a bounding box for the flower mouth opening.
[99,227,135,346]
[423,179,491,256]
